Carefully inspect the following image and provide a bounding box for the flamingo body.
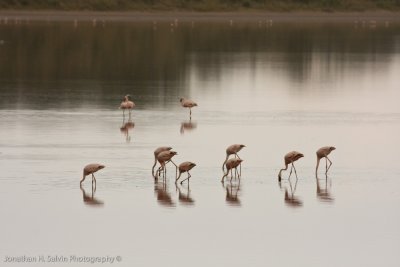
[222,144,245,171]
[278,151,304,181]
[316,146,336,176]
[176,161,196,184]
[81,163,105,185]
[221,158,243,182]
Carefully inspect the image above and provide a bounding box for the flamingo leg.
[326,157,333,173]
[80,175,86,185]
[222,155,228,172]
[221,171,228,182]
[180,172,191,184]
[292,163,298,179]
[175,171,182,184]
[288,164,293,179]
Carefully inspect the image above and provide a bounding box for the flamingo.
[180,97,197,118]
[152,146,173,177]
[316,146,336,177]
[156,150,178,179]
[221,158,243,182]
[119,95,135,118]
[80,163,105,186]
[222,144,245,173]
[278,151,304,181]
[176,161,196,184]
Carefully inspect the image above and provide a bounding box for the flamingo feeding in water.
[152,146,173,177]
[316,146,336,177]
[176,161,196,184]
[278,151,304,181]
[221,158,243,182]
[156,150,178,179]
[222,144,245,171]
[180,97,197,118]
[120,95,135,118]
[80,163,105,186]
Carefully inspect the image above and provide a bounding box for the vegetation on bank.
[0,0,400,11]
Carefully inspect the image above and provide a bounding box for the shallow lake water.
[1,17,400,267]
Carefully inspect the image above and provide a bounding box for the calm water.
[1,18,400,267]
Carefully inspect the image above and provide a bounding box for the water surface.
[1,18,400,267]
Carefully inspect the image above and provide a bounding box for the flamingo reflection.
[120,116,135,142]
[223,180,241,206]
[176,183,195,206]
[180,119,197,135]
[316,175,334,203]
[154,180,175,208]
[282,178,303,208]
[80,184,104,207]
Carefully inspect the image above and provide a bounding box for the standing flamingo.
[180,97,197,118]
[316,146,336,177]
[222,144,245,171]
[156,150,178,179]
[152,146,173,177]
[80,163,105,186]
[120,95,135,118]
[221,158,243,182]
[278,151,304,181]
[176,161,196,184]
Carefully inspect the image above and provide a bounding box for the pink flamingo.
[221,158,243,182]
[176,161,196,184]
[80,163,105,186]
[180,97,197,118]
[120,95,135,118]
[156,150,178,179]
[316,146,336,177]
[152,146,173,176]
[278,151,304,181]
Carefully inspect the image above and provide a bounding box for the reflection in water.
[223,180,241,207]
[281,178,303,208]
[316,175,335,203]
[1,22,399,110]
[120,116,135,143]
[80,185,104,207]
[154,180,175,208]
[180,120,197,135]
[176,183,195,206]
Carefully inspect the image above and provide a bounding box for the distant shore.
[1,10,400,22]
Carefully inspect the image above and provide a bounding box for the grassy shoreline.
[1,10,400,22]
[0,0,400,12]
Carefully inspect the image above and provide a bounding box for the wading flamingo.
[180,98,197,118]
[176,161,196,184]
[80,164,105,186]
[278,151,304,181]
[152,146,173,177]
[120,95,135,118]
[316,146,336,177]
[221,158,243,182]
[156,150,178,179]
[222,144,245,172]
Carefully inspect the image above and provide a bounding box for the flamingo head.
[330,147,336,151]
[97,165,105,170]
